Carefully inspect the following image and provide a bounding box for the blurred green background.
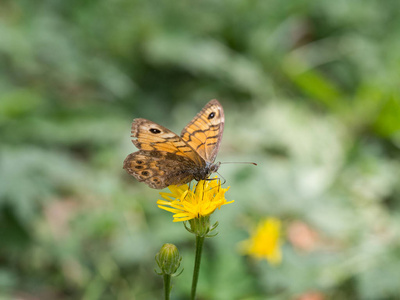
[1,0,400,299]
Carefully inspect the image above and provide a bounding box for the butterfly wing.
[123,151,198,189]
[181,99,225,163]
[130,118,205,166]
[123,118,206,189]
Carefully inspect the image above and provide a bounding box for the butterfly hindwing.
[181,99,224,163]
[123,151,197,189]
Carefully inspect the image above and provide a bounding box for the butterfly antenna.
[220,162,257,166]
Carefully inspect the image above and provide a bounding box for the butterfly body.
[123,100,224,189]
[193,161,221,181]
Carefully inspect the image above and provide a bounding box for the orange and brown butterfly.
[123,99,225,189]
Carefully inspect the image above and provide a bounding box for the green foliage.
[1,0,400,299]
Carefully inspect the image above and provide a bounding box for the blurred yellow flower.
[240,218,282,264]
[157,178,233,222]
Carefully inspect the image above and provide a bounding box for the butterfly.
[123,99,225,189]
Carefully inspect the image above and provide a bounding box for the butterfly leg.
[184,181,192,201]
[215,172,226,186]
[203,176,222,193]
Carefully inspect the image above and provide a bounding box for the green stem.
[191,235,205,300]
[163,274,171,300]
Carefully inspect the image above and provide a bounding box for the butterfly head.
[209,161,221,174]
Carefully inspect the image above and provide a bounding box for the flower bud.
[155,243,182,275]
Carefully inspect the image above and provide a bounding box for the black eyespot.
[141,171,149,176]
[153,178,159,182]
[208,112,215,119]
[136,160,143,164]
[150,128,161,134]
[135,166,143,169]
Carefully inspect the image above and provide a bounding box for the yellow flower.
[157,178,233,222]
[240,218,282,264]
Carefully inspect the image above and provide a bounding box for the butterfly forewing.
[180,99,225,163]
[130,118,204,167]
